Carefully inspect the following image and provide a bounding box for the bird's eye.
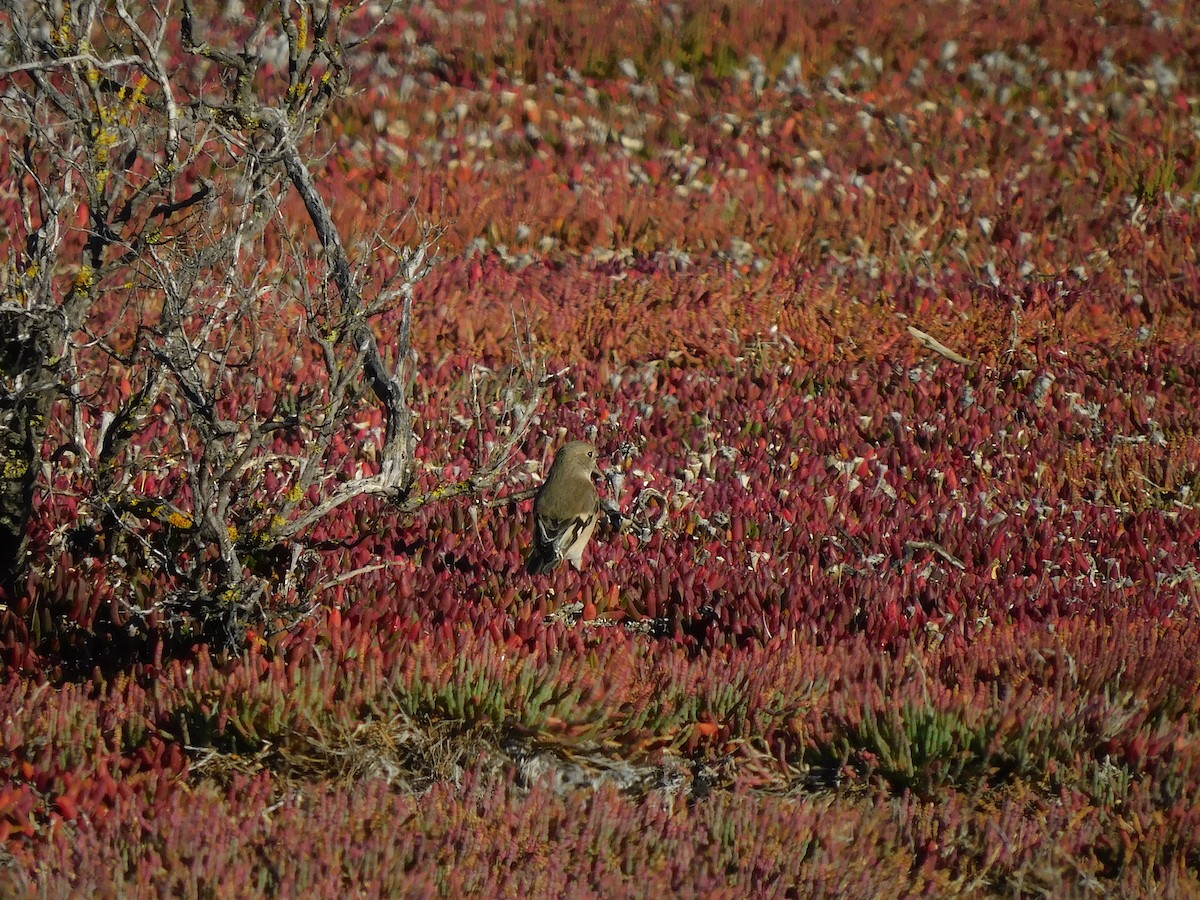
[588,450,595,458]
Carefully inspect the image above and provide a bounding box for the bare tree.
[0,0,542,655]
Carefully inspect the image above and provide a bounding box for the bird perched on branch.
[525,441,601,575]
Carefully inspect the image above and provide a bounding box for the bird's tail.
[525,546,557,575]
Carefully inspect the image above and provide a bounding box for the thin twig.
[907,325,972,366]
[904,539,966,570]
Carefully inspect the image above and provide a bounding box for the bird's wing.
[535,509,595,559]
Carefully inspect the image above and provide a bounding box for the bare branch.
[0,0,543,656]
[907,325,973,366]
[0,53,145,77]
[261,107,424,497]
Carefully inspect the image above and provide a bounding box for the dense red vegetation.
[3,0,1200,894]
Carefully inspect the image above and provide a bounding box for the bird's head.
[553,440,600,479]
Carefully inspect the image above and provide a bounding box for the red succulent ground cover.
[4,0,1200,895]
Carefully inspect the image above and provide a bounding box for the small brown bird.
[525,441,601,575]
